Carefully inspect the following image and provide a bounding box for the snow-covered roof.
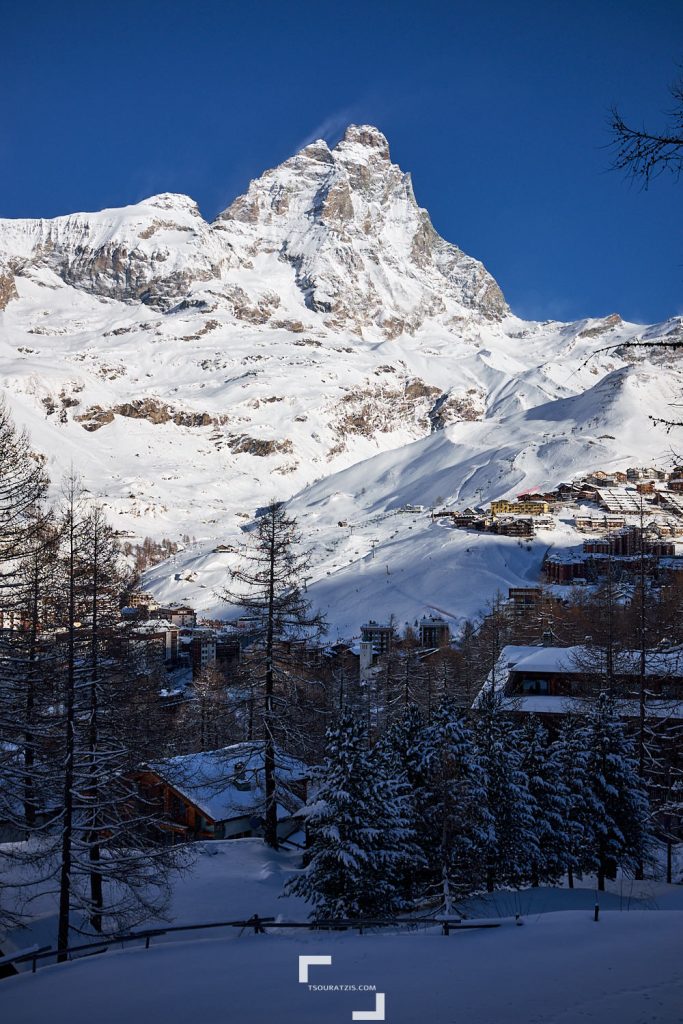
[145,742,308,823]
[497,643,683,679]
[474,643,683,711]
[134,619,176,633]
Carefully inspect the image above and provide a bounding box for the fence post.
[594,903,600,922]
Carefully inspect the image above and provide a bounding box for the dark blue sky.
[3,1,682,323]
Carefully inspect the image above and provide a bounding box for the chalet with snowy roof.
[595,488,647,515]
[475,643,683,720]
[451,509,491,529]
[516,488,549,503]
[495,516,535,537]
[138,742,308,842]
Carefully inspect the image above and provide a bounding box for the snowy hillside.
[1,124,681,629]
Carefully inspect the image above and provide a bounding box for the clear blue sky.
[3,0,682,323]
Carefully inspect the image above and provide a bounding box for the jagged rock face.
[0,125,506,330]
[6,123,674,569]
[0,194,230,311]
[0,262,18,310]
[216,125,507,331]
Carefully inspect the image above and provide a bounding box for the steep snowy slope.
[0,124,680,630]
[143,362,680,634]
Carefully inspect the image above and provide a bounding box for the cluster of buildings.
[439,465,683,587]
[123,592,243,694]
[122,595,458,698]
[442,466,683,538]
[544,525,682,585]
[442,507,543,539]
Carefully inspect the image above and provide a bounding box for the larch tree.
[49,479,184,956]
[610,69,683,188]
[220,500,325,848]
[607,62,683,428]
[0,403,51,933]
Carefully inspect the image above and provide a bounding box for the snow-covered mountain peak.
[143,192,203,215]
[0,125,507,326]
[334,123,392,161]
[215,123,507,328]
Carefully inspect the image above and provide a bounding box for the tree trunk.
[87,527,103,933]
[263,515,278,849]
[57,508,76,961]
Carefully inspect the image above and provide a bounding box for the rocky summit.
[0,125,681,629]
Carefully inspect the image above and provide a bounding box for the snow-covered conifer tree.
[474,687,539,891]
[415,702,490,911]
[518,716,570,885]
[551,714,598,887]
[582,692,652,890]
[285,711,420,919]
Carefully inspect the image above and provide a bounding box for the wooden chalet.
[138,742,308,842]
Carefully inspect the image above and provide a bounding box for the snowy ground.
[2,839,683,1023]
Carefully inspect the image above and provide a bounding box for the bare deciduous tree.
[220,501,325,848]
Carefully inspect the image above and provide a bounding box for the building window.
[521,677,549,695]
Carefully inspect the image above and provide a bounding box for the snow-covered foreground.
[3,840,683,1023]
[4,910,682,1023]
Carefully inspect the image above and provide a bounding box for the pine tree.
[378,703,427,902]
[518,716,570,885]
[551,714,598,887]
[583,692,652,890]
[285,712,420,919]
[474,687,539,891]
[415,703,490,911]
